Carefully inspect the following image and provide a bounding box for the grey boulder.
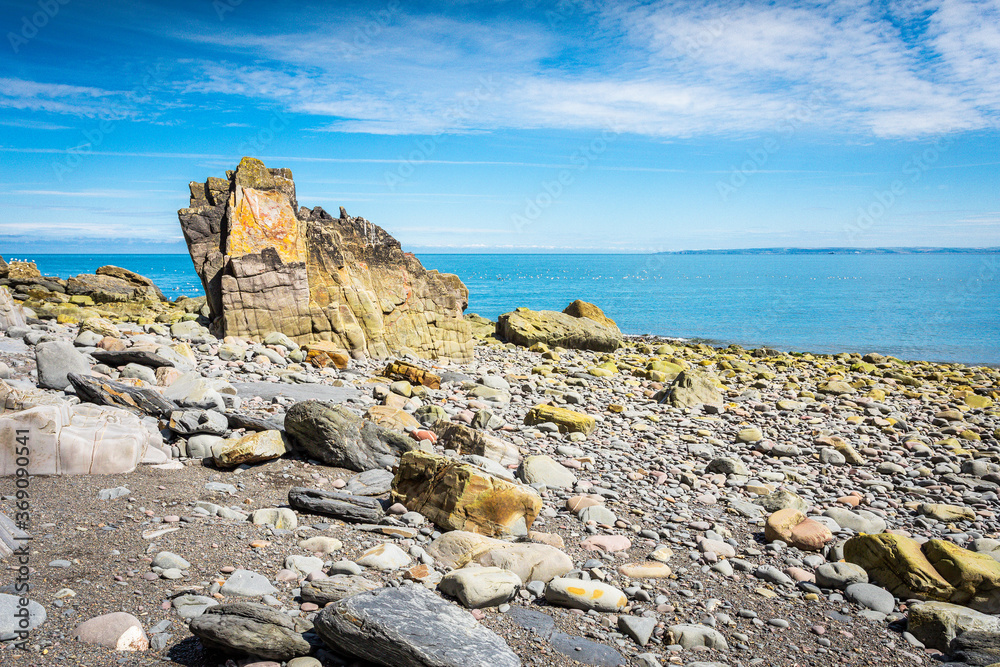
[188,602,312,661]
[313,584,520,666]
[284,400,415,471]
[36,340,90,390]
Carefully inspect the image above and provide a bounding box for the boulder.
[562,299,618,329]
[315,585,520,667]
[427,531,572,583]
[178,158,472,360]
[68,373,178,419]
[188,603,312,661]
[284,400,414,471]
[430,420,521,466]
[764,508,833,551]
[518,455,577,489]
[287,487,384,523]
[545,578,627,612]
[301,575,382,605]
[213,430,287,468]
[907,601,1000,654]
[523,404,596,435]
[496,306,621,352]
[923,539,1000,613]
[365,405,421,432]
[0,287,26,331]
[73,612,148,651]
[0,403,150,475]
[657,371,723,409]
[392,451,542,537]
[844,533,955,602]
[382,361,442,389]
[439,566,522,608]
[35,340,91,390]
[0,379,67,414]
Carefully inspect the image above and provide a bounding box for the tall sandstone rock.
[177,158,473,361]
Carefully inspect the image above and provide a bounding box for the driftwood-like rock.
[177,157,473,360]
[287,487,384,523]
[90,349,175,369]
[67,373,178,419]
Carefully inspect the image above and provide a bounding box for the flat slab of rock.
[300,575,382,605]
[68,372,178,419]
[231,382,360,404]
[90,349,175,368]
[188,602,312,661]
[288,487,384,523]
[313,584,520,667]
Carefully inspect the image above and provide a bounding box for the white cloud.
[166,0,1000,139]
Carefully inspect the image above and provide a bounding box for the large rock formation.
[177,158,473,360]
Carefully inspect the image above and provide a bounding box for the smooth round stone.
[579,505,617,526]
[580,534,631,552]
[49,560,71,568]
[355,543,411,570]
[566,495,603,512]
[845,583,895,614]
[617,562,672,578]
[545,577,627,612]
[152,551,191,570]
[160,568,184,580]
[815,562,868,589]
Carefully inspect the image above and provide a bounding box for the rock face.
[177,157,473,360]
[313,585,521,667]
[284,400,415,471]
[496,305,622,352]
[391,450,542,537]
[0,403,151,475]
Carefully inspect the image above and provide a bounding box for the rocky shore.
[0,296,997,667]
[0,158,997,667]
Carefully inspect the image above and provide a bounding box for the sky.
[0,0,998,254]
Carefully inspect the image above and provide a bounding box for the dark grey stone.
[288,487,384,523]
[68,372,178,418]
[313,584,520,667]
[36,341,90,389]
[284,400,414,471]
[188,602,312,661]
[90,349,175,368]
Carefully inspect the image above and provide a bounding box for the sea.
[15,253,1000,366]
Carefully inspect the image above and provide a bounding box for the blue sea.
[15,253,1000,366]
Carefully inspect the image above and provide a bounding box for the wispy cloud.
[164,0,1000,139]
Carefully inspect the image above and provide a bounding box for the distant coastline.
[655,247,1000,255]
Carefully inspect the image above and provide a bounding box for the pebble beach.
[1,308,998,667]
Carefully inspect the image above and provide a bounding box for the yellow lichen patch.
[226,185,302,263]
[590,590,604,599]
[567,586,585,595]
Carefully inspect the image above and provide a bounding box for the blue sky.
[1,0,998,253]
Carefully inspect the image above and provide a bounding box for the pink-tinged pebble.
[785,567,815,583]
[332,479,346,489]
[244,662,281,667]
[275,569,299,582]
[561,458,582,469]
[305,570,328,582]
[695,494,717,505]
[581,534,631,552]
[220,566,235,574]
[387,503,408,515]
[142,573,158,581]
[157,486,166,490]
[163,515,180,523]
[160,601,171,610]
[300,602,319,612]
[811,625,825,635]
[470,609,485,620]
